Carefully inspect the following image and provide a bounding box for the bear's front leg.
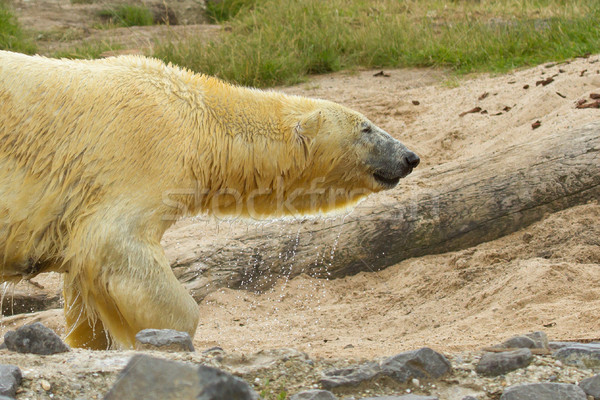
[63,240,199,349]
[63,279,110,349]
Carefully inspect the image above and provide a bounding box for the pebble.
[40,379,51,391]
[103,354,258,400]
[290,389,337,400]
[0,364,22,398]
[134,329,195,352]
[3,322,70,355]
[476,349,533,377]
[500,382,587,400]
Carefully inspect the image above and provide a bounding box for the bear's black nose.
[404,151,420,169]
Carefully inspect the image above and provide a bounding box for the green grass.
[0,1,36,53]
[205,0,257,22]
[98,4,154,27]
[52,41,123,59]
[154,0,600,87]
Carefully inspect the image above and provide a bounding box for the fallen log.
[167,123,600,301]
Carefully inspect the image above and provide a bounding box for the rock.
[0,397,16,400]
[321,362,381,389]
[525,331,549,349]
[501,336,536,349]
[40,379,51,391]
[461,397,478,400]
[380,348,452,382]
[0,364,22,398]
[476,348,532,376]
[290,389,337,400]
[103,354,258,400]
[500,332,548,350]
[135,329,194,352]
[549,341,580,350]
[553,344,600,368]
[195,364,259,400]
[579,374,600,399]
[3,322,69,355]
[321,348,450,389]
[360,396,438,400]
[500,382,587,400]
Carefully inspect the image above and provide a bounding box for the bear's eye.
[361,124,372,134]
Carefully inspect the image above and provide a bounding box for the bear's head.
[215,98,420,219]
[253,99,419,217]
[192,95,419,220]
[294,101,419,188]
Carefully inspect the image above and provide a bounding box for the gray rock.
[461,397,478,400]
[579,374,600,399]
[0,396,16,400]
[500,332,548,350]
[549,341,578,350]
[135,329,194,352]
[321,362,381,389]
[476,349,532,377]
[380,348,452,382]
[321,348,450,389]
[103,354,258,400]
[501,336,536,349]
[525,331,549,349]
[3,322,69,355]
[290,389,337,400]
[500,382,587,400]
[0,364,22,398]
[553,344,600,368]
[360,396,438,400]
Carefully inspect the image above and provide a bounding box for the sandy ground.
[2,54,599,364]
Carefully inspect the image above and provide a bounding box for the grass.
[52,41,123,59]
[154,0,600,87]
[98,4,154,27]
[205,0,257,22]
[0,1,36,53]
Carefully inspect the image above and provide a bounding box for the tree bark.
[167,123,600,301]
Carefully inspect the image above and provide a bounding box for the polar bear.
[0,51,419,349]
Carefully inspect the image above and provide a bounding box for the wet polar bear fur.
[0,50,419,349]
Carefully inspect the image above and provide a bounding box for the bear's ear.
[294,110,322,137]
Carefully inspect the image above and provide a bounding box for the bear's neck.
[182,77,319,219]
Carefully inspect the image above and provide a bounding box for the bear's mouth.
[373,171,403,188]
